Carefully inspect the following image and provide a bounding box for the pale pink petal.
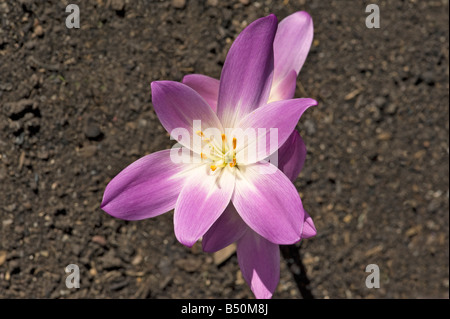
[174,166,235,247]
[101,150,190,220]
[273,11,313,87]
[202,203,247,253]
[151,81,223,153]
[232,162,305,244]
[302,211,317,239]
[237,229,280,299]
[217,14,277,129]
[268,70,297,102]
[182,74,219,112]
[277,130,307,182]
[233,98,317,164]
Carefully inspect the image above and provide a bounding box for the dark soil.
[0,0,448,299]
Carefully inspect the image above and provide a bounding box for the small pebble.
[171,0,186,9]
[33,25,44,37]
[84,122,103,140]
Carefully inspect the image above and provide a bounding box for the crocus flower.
[101,13,317,297]
[184,11,316,298]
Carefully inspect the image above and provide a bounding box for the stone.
[84,122,103,140]
[172,0,186,9]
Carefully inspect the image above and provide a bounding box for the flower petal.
[272,11,313,88]
[217,14,278,129]
[151,81,223,153]
[268,70,297,102]
[182,74,219,113]
[302,211,317,239]
[233,98,317,164]
[232,162,305,244]
[174,165,235,247]
[101,150,190,220]
[202,203,248,253]
[278,130,307,182]
[237,229,280,299]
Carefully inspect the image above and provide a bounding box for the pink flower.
[101,12,317,298]
[185,11,317,299]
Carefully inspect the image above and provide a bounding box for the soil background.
[0,0,448,299]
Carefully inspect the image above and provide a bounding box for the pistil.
[196,131,238,172]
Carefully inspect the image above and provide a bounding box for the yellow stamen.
[232,137,237,150]
[221,134,226,153]
[200,153,208,160]
[210,165,217,171]
[196,130,205,137]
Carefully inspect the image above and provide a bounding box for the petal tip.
[176,236,196,248]
[251,13,278,32]
[151,80,173,92]
[252,288,273,299]
[150,81,159,90]
[100,191,111,211]
[295,10,312,21]
[99,203,117,220]
[309,98,318,107]
[266,13,278,23]
[150,82,162,97]
[301,213,317,239]
[174,222,198,248]
[180,75,189,84]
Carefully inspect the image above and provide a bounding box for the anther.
[221,134,226,153]
[229,158,236,168]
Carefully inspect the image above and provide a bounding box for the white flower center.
[196,131,237,172]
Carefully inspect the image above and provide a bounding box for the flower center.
[196,131,237,172]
